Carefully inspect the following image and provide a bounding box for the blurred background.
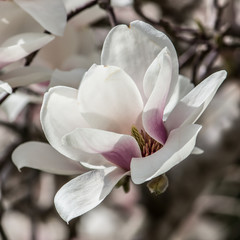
[0,0,240,239]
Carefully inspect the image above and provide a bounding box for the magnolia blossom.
[13,20,227,222]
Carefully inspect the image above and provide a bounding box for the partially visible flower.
[10,0,67,36]
[1,91,41,122]
[13,20,227,222]
[0,1,56,120]
[0,81,12,94]
[0,1,55,94]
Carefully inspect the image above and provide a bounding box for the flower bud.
[147,174,168,195]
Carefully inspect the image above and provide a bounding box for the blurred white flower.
[0,1,56,71]
[13,20,226,222]
[1,91,41,122]
[12,0,67,36]
[199,81,240,147]
[0,1,55,95]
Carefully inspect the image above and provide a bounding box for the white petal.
[131,124,202,184]
[163,75,194,120]
[0,81,12,94]
[0,2,43,43]
[78,64,143,134]
[142,48,172,144]
[111,0,133,7]
[165,70,227,132]
[49,68,85,89]
[12,142,86,175]
[1,91,40,121]
[54,167,126,222]
[2,66,52,88]
[41,86,110,167]
[0,33,54,68]
[192,147,204,154]
[14,0,67,36]
[101,20,178,102]
[63,128,141,170]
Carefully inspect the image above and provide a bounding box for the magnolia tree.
[0,0,239,240]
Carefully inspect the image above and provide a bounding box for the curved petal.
[192,147,204,155]
[165,70,227,132]
[0,33,54,68]
[163,75,194,120]
[63,128,141,171]
[1,91,40,121]
[0,81,12,94]
[131,124,202,184]
[49,68,85,89]
[2,66,52,88]
[142,48,172,144]
[54,167,126,222]
[40,86,110,167]
[0,2,43,43]
[12,142,86,175]
[78,64,143,134]
[101,20,178,102]
[14,0,67,36]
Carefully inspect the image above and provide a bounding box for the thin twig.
[106,6,118,27]
[214,0,229,30]
[179,44,197,69]
[133,0,198,40]
[24,50,39,67]
[0,167,9,240]
[67,0,98,21]
[0,224,8,240]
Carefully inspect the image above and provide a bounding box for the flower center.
[131,126,163,157]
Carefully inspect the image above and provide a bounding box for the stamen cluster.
[131,126,163,157]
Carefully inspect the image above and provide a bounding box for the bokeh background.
[0,0,240,239]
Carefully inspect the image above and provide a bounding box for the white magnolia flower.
[13,20,227,222]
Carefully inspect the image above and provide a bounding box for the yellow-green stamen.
[131,126,163,157]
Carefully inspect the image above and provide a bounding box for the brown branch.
[214,0,229,31]
[106,6,118,27]
[67,0,98,21]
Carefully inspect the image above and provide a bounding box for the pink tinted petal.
[131,124,202,184]
[142,48,172,145]
[165,70,227,132]
[41,86,110,167]
[14,0,67,36]
[63,128,141,170]
[0,33,54,68]
[12,142,86,175]
[55,167,127,222]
